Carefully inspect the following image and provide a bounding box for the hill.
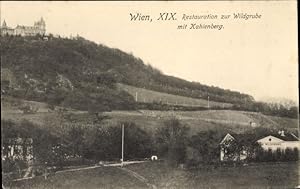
[2,97,297,135]
[2,97,298,182]
[117,83,233,108]
[1,35,254,111]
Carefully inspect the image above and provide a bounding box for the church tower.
[2,20,7,28]
[33,17,46,35]
[39,17,46,31]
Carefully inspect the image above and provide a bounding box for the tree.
[292,148,299,161]
[155,118,190,166]
[266,149,275,162]
[122,122,153,160]
[188,130,227,164]
[274,148,284,161]
[284,148,295,161]
[83,125,121,161]
[246,142,263,162]
[65,125,85,158]
[96,72,116,88]
[1,119,58,172]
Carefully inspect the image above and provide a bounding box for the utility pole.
[121,124,124,166]
[207,96,210,109]
[135,92,138,102]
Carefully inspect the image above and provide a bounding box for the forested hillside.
[1,35,297,118]
[1,35,253,109]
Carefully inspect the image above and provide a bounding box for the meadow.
[7,161,299,189]
[127,161,300,189]
[2,104,298,136]
[117,83,233,108]
[7,166,148,189]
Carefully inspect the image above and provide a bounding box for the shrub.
[155,118,190,166]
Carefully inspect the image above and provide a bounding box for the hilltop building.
[1,18,46,36]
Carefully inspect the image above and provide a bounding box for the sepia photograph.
[1,1,299,189]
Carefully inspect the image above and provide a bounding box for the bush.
[18,104,39,114]
[82,122,153,161]
[251,148,299,162]
[155,118,190,166]
[187,130,227,165]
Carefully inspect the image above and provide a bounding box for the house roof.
[220,131,299,145]
[220,133,235,144]
[16,25,35,29]
[259,133,299,142]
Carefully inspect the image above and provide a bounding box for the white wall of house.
[281,141,300,150]
[7,144,33,161]
[257,135,300,151]
[2,138,34,162]
[220,148,225,161]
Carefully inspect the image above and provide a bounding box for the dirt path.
[118,167,157,189]
[12,161,149,181]
[11,162,158,189]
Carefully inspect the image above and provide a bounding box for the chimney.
[278,130,285,137]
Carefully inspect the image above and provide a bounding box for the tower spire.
[2,20,7,27]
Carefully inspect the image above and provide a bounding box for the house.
[2,137,33,163]
[220,133,247,162]
[257,130,300,152]
[220,130,300,162]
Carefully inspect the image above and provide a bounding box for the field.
[7,161,299,189]
[7,166,149,189]
[2,98,298,135]
[102,110,298,134]
[127,161,300,189]
[117,83,233,108]
[2,97,299,189]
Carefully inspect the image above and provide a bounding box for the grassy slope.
[103,110,298,133]
[127,161,299,189]
[118,83,233,108]
[2,98,299,188]
[2,97,298,135]
[1,36,253,109]
[8,166,148,189]
[9,162,299,189]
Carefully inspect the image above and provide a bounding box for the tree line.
[2,118,298,175]
[1,35,255,110]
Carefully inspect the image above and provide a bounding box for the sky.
[0,1,298,102]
